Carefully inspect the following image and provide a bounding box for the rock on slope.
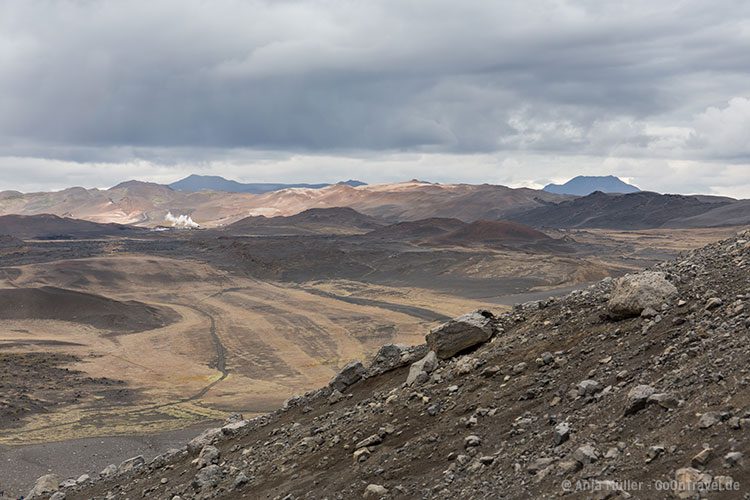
[34,230,750,499]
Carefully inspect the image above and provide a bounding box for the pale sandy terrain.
[0,256,450,444]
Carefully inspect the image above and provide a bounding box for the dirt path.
[180,304,229,400]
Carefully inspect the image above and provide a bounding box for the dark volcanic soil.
[0,214,146,240]
[510,191,732,230]
[0,352,135,432]
[0,286,178,334]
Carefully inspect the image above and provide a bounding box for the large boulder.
[117,455,145,474]
[406,351,438,386]
[426,310,494,359]
[368,343,428,376]
[187,427,223,453]
[26,474,61,499]
[607,271,677,318]
[329,360,367,392]
[192,464,223,489]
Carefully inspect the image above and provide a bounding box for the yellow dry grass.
[0,255,434,443]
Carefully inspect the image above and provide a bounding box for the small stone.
[363,484,388,498]
[698,411,721,429]
[527,457,555,474]
[705,297,723,310]
[117,455,145,474]
[353,447,372,463]
[646,445,665,463]
[195,445,219,469]
[512,362,527,374]
[464,435,481,448]
[724,451,743,468]
[557,460,582,474]
[356,434,383,449]
[577,379,602,397]
[573,444,599,464]
[648,393,679,410]
[328,389,344,404]
[625,385,656,415]
[691,447,713,467]
[453,356,479,375]
[605,447,620,459]
[554,422,570,446]
[406,351,438,386]
[99,464,117,478]
[641,307,658,318]
[233,472,249,489]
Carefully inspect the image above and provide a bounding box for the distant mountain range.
[543,175,640,196]
[1,177,748,231]
[0,180,569,227]
[169,174,366,194]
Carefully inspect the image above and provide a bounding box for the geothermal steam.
[165,212,200,229]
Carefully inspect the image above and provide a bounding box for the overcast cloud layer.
[1,0,749,195]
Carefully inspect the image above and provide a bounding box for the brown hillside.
[435,219,551,246]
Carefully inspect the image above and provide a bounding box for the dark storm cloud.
[0,0,749,194]
[0,0,748,152]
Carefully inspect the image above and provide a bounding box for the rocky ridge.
[18,230,750,499]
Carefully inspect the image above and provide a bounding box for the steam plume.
[165,211,199,229]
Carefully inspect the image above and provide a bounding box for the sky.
[0,0,749,196]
